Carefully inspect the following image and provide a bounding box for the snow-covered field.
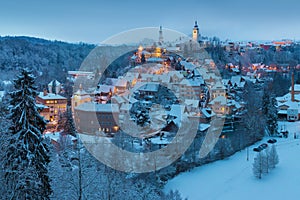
[165,121,300,200]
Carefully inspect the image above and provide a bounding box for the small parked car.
[253,147,262,152]
[259,143,268,149]
[267,139,277,144]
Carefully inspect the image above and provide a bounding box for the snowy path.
[165,121,300,200]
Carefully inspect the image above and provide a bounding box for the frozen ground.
[165,121,300,200]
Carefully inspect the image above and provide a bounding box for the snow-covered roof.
[150,137,171,145]
[141,50,151,55]
[202,72,218,81]
[278,100,300,113]
[131,55,137,60]
[36,103,49,109]
[123,72,140,82]
[106,78,128,87]
[180,61,196,71]
[286,101,300,111]
[158,74,171,83]
[111,95,126,105]
[205,59,214,65]
[209,95,227,105]
[95,85,115,93]
[140,74,154,81]
[74,89,87,95]
[75,102,119,113]
[115,79,128,87]
[166,46,180,52]
[278,110,287,115]
[68,71,94,76]
[289,84,300,92]
[138,83,160,92]
[167,104,185,127]
[147,57,163,63]
[276,93,300,102]
[222,79,230,86]
[232,68,240,73]
[211,81,226,90]
[230,76,243,85]
[3,80,12,85]
[201,108,215,118]
[198,123,211,131]
[38,92,67,100]
[120,103,132,111]
[73,91,91,100]
[180,77,204,86]
[185,99,199,108]
[227,100,242,109]
[196,67,208,76]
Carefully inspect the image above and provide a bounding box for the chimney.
[291,72,295,102]
[43,88,48,96]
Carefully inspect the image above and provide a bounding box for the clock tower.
[192,21,200,42]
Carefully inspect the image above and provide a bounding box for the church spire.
[159,25,163,44]
[194,20,198,28]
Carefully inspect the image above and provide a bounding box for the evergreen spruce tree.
[267,97,278,136]
[141,53,146,64]
[3,68,52,199]
[262,88,270,116]
[262,88,278,136]
[57,106,76,136]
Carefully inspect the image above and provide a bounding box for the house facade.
[74,102,120,134]
[36,91,67,125]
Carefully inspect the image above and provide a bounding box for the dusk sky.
[0,0,300,44]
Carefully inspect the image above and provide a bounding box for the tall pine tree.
[262,87,278,136]
[3,68,52,199]
[56,106,76,136]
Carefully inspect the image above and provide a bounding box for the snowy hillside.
[165,121,300,200]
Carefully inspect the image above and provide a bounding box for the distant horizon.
[0,32,298,45]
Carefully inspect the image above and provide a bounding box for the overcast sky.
[0,0,299,44]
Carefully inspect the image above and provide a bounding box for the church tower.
[192,21,200,42]
[159,25,164,44]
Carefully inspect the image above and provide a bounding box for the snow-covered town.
[1,1,300,200]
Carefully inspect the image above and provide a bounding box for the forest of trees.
[0,36,94,90]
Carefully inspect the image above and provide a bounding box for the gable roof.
[208,95,227,105]
[38,92,67,100]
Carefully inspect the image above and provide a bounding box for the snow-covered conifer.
[3,68,52,199]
